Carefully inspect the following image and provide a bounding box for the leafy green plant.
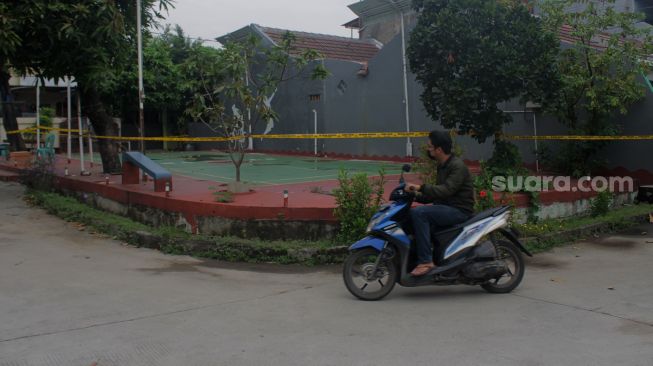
[526,191,541,224]
[477,139,538,219]
[26,189,345,265]
[473,160,529,225]
[333,168,385,243]
[38,106,54,128]
[185,32,328,182]
[21,106,55,144]
[408,0,559,143]
[208,186,234,203]
[487,140,527,176]
[414,144,438,185]
[590,190,613,217]
[20,153,55,191]
[213,191,234,203]
[473,161,497,212]
[540,0,653,176]
[2,0,174,172]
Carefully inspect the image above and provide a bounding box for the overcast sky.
[162,0,360,45]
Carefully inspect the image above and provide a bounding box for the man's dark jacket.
[417,155,475,215]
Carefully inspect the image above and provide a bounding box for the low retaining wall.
[0,159,640,241]
[60,187,338,241]
[514,191,638,223]
[57,184,637,241]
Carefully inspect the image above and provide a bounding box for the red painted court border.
[0,153,639,227]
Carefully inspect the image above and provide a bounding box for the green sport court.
[136,151,404,186]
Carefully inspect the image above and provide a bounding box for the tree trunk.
[81,86,121,174]
[229,141,246,182]
[162,108,168,151]
[0,68,26,151]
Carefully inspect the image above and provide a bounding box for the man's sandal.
[410,263,435,277]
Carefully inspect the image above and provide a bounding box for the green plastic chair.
[36,133,56,160]
[0,143,9,160]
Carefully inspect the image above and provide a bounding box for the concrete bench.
[122,152,172,192]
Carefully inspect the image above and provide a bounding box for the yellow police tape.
[503,134,653,141]
[5,126,653,141]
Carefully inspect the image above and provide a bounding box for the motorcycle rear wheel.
[343,248,397,301]
[481,240,525,294]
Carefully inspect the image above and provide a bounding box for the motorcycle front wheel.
[343,248,397,301]
[481,240,525,294]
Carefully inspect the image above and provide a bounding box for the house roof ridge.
[256,24,382,48]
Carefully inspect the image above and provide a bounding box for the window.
[337,80,348,95]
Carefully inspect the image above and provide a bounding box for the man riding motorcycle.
[404,130,475,276]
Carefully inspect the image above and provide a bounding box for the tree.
[0,1,56,151]
[3,1,171,173]
[185,33,328,184]
[116,25,198,149]
[540,0,653,176]
[407,0,560,144]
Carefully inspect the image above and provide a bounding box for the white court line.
[170,170,278,186]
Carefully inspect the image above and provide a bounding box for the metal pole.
[245,69,253,150]
[399,9,412,157]
[66,76,72,162]
[137,0,145,153]
[87,118,94,168]
[77,93,85,173]
[36,78,40,149]
[313,109,318,156]
[533,113,539,173]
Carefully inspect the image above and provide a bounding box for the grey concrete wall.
[359,12,418,44]
[188,122,227,151]
[250,65,324,153]
[251,34,490,161]
[189,20,653,177]
[597,87,653,173]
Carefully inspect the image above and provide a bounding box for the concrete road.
[1,181,652,366]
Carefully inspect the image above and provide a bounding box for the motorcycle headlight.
[366,216,381,233]
[366,212,389,232]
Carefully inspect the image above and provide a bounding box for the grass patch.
[516,204,651,253]
[26,189,343,265]
[26,189,651,264]
[516,204,651,236]
[26,189,152,240]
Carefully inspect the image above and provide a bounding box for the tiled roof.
[342,18,362,29]
[558,24,611,50]
[258,26,382,63]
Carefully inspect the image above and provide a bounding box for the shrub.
[487,140,525,176]
[39,107,55,128]
[414,144,438,185]
[590,190,612,217]
[333,168,385,243]
[20,155,55,191]
[473,161,497,212]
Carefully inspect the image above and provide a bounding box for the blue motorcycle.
[343,165,533,301]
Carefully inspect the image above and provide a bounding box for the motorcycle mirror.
[402,164,411,173]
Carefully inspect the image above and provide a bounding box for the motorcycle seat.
[459,205,510,227]
[431,205,510,235]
